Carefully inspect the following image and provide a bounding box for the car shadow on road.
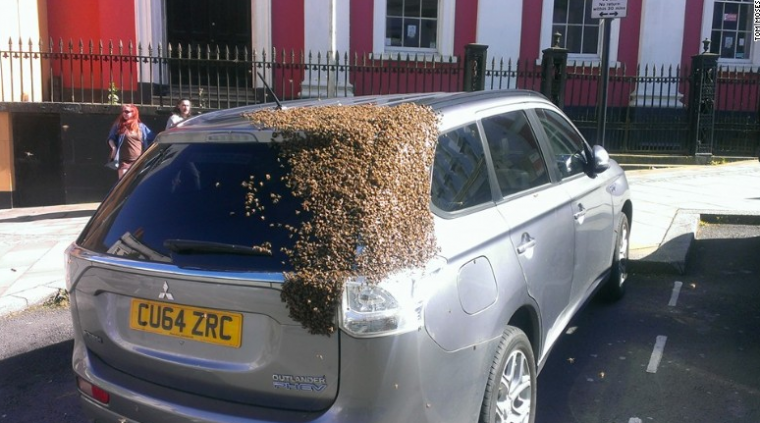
[0,339,86,422]
[537,231,760,423]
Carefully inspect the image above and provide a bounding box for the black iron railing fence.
[483,57,759,155]
[0,38,464,108]
[1,38,759,155]
[564,63,694,154]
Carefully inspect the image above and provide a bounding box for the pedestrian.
[166,98,192,129]
[106,104,156,179]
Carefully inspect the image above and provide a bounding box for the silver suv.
[67,90,632,423]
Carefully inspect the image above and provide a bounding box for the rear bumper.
[73,328,499,423]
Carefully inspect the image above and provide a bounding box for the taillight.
[340,257,446,337]
[77,377,110,404]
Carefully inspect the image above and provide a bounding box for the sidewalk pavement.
[0,203,100,317]
[625,160,760,273]
[1,160,760,318]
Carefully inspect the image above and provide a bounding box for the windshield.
[78,141,306,272]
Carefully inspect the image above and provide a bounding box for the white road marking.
[668,281,683,306]
[646,335,668,373]
[629,418,643,423]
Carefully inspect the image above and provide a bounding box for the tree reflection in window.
[431,124,492,212]
[481,111,549,197]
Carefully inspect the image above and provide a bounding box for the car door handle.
[574,203,586,224]
[516,232,536,255]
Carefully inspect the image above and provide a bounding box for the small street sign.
[591,0,628,19]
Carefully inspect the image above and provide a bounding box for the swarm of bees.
[244,103,440,335]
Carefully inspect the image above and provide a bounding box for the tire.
[479,326,536,423]
[600,213,629,302]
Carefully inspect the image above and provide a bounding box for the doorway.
[165,0,252,89]
[12,114,65,207]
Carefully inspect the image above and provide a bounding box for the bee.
[243,104,438,335]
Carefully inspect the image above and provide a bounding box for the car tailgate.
[68,254,339,412]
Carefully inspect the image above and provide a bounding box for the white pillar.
[477,0,522,89]
[0,0,43,101]
[252,0,273,91]
[630,0,686,107]
[135,0,164,86]
[300,0,353,98]
[252,0,272,54]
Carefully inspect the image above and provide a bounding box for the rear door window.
[78,142,306,272]
[480,110,550,197]
[431,123,493,212]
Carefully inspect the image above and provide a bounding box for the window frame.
[701,0,759,68]
[373,0,456,60]
[539,0,621,66]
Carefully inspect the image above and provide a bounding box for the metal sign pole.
[596,18,612,147]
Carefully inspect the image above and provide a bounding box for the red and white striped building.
[0,0,757,208]
[2,0,759,102]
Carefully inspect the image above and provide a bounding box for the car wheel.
[601,213,629,301]
[479,326,536,423]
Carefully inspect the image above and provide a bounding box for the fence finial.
[702,38,711,54]
[553,32,562,48]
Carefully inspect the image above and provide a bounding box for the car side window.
[431,123,492,212]
[481,110,549,197]
[535,108,588,179]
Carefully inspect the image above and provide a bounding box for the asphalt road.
[536,223,760,423]
[0,306,84,423]
[1,223,758,423]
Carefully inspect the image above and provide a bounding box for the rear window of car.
[77,141,306,272]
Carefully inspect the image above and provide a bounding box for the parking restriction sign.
[591,0,628,19]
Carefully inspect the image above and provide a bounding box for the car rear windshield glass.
[77,141,305,272]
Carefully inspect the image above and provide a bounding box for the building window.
[710,0,753,59]
[540,0,620,64]
[552,0,599,54]
[373,0,455,59]
[385,0,438,49]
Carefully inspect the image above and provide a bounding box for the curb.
[629,210,760,275]
[629,210,698,275]
[0,281,65,317]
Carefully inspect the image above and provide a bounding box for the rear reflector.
[77,377,110,404]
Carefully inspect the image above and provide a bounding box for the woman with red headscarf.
[106,104,156,179]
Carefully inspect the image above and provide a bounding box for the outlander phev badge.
[158,282,175,301]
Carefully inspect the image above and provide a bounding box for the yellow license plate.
[129,299,243,348]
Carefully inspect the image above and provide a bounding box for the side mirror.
[592,145,610,174]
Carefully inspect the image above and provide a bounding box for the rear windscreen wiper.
[164,239,272,256]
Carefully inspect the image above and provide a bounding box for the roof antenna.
[256,71,283,110]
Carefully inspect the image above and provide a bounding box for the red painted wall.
[271,0,305,99]
[46,0,135,45]
[454,0,478,57]
[46,0,137,91]
[272,0,304,53]
[682,0,705,68]
[520,0,543,63]
[350,0,374,53]
[616,0,642,71]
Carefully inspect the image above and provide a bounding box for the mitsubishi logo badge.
[158,282,174,301]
